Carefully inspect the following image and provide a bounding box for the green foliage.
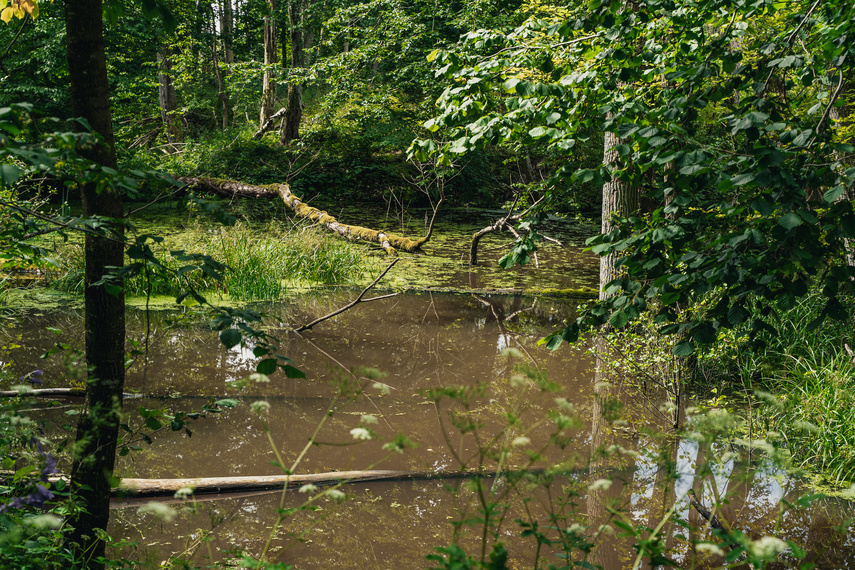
[416,0,855,354]
[45,219,374,300]
[699,291,855,486]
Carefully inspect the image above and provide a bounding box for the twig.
[294,259,400,331]
[0,14,29,66]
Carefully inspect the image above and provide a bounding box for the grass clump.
[697,291,855,487]
[46,221,375,301]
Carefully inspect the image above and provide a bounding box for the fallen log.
[179,176,431,255]
[0,388,143,399]
[117,469,417,498]
[27,467,551,499]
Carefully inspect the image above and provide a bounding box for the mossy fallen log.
[179,176,430,255]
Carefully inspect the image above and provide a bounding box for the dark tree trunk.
[63,0,125,566]
[259,0,278,127]
[280,0,304,145]
[219,0,234,129]
[157,47,181,143]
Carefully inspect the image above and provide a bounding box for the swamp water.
[2,209,854,568]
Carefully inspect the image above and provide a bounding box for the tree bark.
[599,118,640,300]
[259,0,278,127]
[156,47,181,144]
[179,176,432,255]
[280,0,304,145]
[63,0,125,566]
[219,0,234,129]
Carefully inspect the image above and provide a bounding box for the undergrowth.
[696,291,855,487]
[45,221,376,301]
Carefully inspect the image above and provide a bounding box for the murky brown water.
[2,208,854,568]
[3,292,854,568]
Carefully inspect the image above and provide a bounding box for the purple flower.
[40,454,57,483]
[26,484,54,508]
[20,370,44,386]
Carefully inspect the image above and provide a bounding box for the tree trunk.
[156,47,181,144]
[179,176,432,255]
[599,118,640,300]
[259,0,278,127]
[830,86,854,266]
[280,0,304,145]
[222,0,234,65]
[63,0,125,566]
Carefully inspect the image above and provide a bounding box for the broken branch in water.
[468,195,562,266]
[294,259,399,332]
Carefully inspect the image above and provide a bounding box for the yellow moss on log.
[179,176,432,256]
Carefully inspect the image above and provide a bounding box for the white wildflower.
[173,486,195,500]
[512,436,531,447]
[360,414,378,425]
[250,400,271,415]
[298,484,318,494]
[350,427,372,440]
[588,479,613,492]
[138,502,178,522]
[696,543,725,557]
[326,489,346,501]
[748,536,788,559]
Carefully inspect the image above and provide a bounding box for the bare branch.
[294,259,399,331]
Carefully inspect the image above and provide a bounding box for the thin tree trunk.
[280,0,304,144]
[156,47,180,144]
[259,0,278,127]
[219,0,235,129]
[211,30,229,131]
[63,0,125,566]
[830,86,854,266]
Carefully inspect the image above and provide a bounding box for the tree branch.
[294,259,399,332]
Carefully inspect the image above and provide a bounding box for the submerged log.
[117,469,416,497]
[179,176,431,255]
[0,388,143,399]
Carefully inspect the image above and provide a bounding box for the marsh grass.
[697,291,855,486]
[46,222,374,301]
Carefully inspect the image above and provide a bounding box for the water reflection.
[2,292,854,567]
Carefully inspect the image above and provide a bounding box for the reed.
[46,221,374,301]
[698,291,855,486]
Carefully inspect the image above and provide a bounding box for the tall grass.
[697,291,855,486]
[46,222,374,301]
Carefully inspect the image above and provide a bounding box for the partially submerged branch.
[295,259,399,332]
[179,176,433,255]
[469,195,562,266]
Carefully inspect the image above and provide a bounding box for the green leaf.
[253,346,270,358]
[220,329,241,349]
[145,417,163,431]
[823,185,846,203]
[0,163,20,185]
[609,310,628,328]
[672,341,694,357]
[777,212,802,229]
[727,304,749,325]
[283,365,306,379]
[256,358,277,375]
[731,173,754,186]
